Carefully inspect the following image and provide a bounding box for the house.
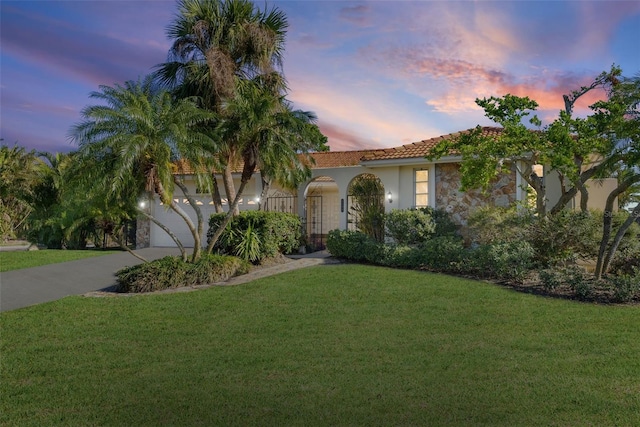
[137,127,614,249]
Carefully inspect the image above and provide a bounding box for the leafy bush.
[469,242,536,283]
[380,244,427,268]
[539,269,563,291]
[467,206,532,245]
[326,229,384,263]
[421,207,460,237]
[607,217,640,275]
[609,270,640,303]
[348,174,385,241]
[385,208,435,245]
[528,211,601,266]
[208,211,301,262]
[419,236,466,273]
[116,254,248,293]
[467,207,620,267]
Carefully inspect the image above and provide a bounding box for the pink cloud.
[317,122,372,151]
[425,69,610,121]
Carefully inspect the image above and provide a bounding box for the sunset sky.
[2,0,640,154]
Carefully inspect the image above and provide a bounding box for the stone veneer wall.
[136,217,150,249]
[435,163,517,227]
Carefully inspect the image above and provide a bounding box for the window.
[415,169,429,208]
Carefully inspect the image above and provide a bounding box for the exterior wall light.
[387,191,393,203]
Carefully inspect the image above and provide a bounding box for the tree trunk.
[155,180,198,262]
[222,165,239,216]
[111,225,148,263]
[578,182,589,212]
[137,208,187,262]
[549,167,599,215]
[602,203,640,275]
[206,178,250,254]
[258,171,271,211]
[595,174,640,278]
[515,160,546,216]
[174,177,203,262]
[207,158,257,253]
[210,173,224,213]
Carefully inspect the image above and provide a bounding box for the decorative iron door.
[264,196,298,214]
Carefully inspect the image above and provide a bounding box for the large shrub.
[385,208,435,245]
[467,206,533,245]
[116,254,248,293]
[468,241,536,283]
[527,211,601,265]
[420,207,459,237]
[326,229,384,263]
[348,174,385,241]
[208,211,301,262]
[419,236,466,273]
[380,244,427,269]
[467,207,626,267]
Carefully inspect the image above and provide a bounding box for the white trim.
[413,165,435,208]
[361,155,461,168]
[429,164,436,208]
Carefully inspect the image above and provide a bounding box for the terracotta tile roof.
[361,126,504,162]
[172,127,505,173]
[306,150,380,168]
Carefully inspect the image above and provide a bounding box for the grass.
[2,264,640,426]
[0,249,112,272]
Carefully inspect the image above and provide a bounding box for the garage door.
[150,198,217,247]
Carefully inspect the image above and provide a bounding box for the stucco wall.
[546,170,618,212]
[435,163,517,226]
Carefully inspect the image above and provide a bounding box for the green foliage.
[420,206,459,237]
[0,145,40,241]
[116,254,248,293]
[326,229,384,263]
[385,208,435,245]
[537,266,591,300]
[606,213,640,274]
[468,207,618,267]
[348,174,385,241]
[208,211,301,262]
[609,270,640,303]
[379,244,426,269]
[539,269,563,291]
[419,236,466,273]
[467,206,532,245]
[233,222,261,262]
[72,75,216,261]
[470,242,536,283]
[528,211,601,265]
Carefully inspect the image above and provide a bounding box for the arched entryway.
[304,176,339,250]
[347,173,385,241]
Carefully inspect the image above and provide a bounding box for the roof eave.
[360,155,462,167]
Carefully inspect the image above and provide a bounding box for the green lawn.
[0,249,112,272]
[2,264,639,426]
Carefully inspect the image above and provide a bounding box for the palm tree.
[154,0,288,211]
[256,98,328,207]
[205,75,327,252]
[71,76,215,262]
[0,144,43,241]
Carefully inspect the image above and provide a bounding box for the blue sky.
[2,0,640,154]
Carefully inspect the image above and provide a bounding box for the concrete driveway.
[0,248,182,312]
